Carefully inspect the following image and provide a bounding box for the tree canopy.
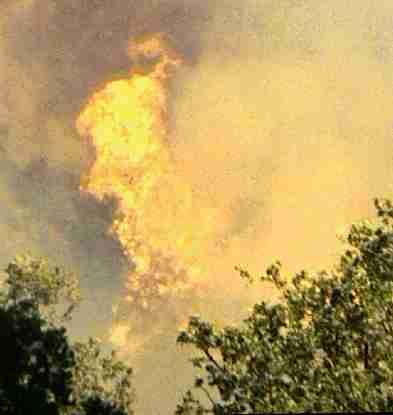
[0,254,134,415]
[176,198,393,414]
[4,197,393,414]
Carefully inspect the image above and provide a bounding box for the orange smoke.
[76,35,220,348]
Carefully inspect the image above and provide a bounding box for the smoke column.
[2,1,393,414]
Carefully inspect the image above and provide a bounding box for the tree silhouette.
[0,255,134,415]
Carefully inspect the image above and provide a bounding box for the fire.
[76,35,219,347]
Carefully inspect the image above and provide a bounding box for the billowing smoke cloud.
[0,0,211,337]
[2,1,393,414]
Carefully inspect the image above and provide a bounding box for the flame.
[76,35,219,348]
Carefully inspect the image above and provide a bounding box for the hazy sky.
[2,1,393,414]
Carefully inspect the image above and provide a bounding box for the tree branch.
[203,348,224,372]
[201,385,216,407]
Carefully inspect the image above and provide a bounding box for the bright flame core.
[76,35,219,346]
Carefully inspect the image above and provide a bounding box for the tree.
[0,298,75,415]
[0,254,134,415]
[4,254,81,325]
[177,198,393,414]
[70,338,134,415]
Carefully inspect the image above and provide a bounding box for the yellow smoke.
[76,35,222,348]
